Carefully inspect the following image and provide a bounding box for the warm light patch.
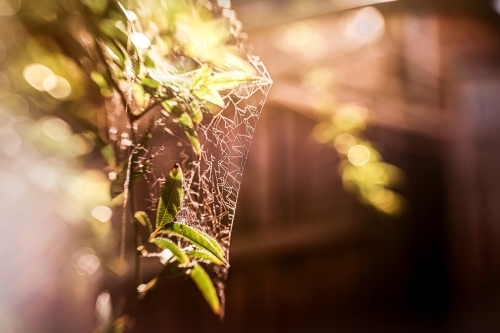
[303,67,336,91]
[130,32,151,50]
[334,133,356,154]
[23,64,54,91]
[333,103,369,131]
[91,206,113,223]
[0,0,21,16]
[29,165,58,190]
[348,144,371,166]
[339,6,385,47]
[46,76,72,99]
[70,134,95,155]
[73,247,101,276]
[0,172,26,197]
[23,64,71,99]
[40,117,72,142]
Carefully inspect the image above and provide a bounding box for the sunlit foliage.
[309,69,404,215]
[5,0,264,328]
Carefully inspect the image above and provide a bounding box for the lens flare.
[40,117,72,142]
[334,133,357,154]
[23,64,54,91]
[348,144,371,166]
[91,206,113,223]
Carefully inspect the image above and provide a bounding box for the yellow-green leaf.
[83,0,108,15]
[138,277,158,296]
[102,39,125,68]
[132,82,146,108]
[177,112,193,129]
[193,87,224,107]
[99,19,127,44]
[100,145,116,168]
[134,211,148,227]
[176,113,201,155]
[144,54,155,68]
[161,103,201,155]
[191,64,212,90]
[160,222,227,265]
[205,71,258,91]
[184,129,201,156]
[153,237,189,264]
[187,249,224,266]
[188,103,203,123]
[189,263,221,315]
[134,211,153,233]
[156,164,183,228]
[141,77,160,89]
[161,100,177,113]
[212,47,257,75]
[90,71,109,89]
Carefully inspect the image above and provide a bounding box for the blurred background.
[2,0,500,332]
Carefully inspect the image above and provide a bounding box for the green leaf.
[176,112,201,155]
[205,71,258,91]
[99,19,127,44]
[134,211,148,227]
[211,46,257,75]
[191,64,212,90]
[189,263,221,315]
[160,222,227,266]
[187,249,224,266]
[175,113,201,155]
[162,103,201,155]
[153,237,190,264]
[193,87,224,107]
[134,211,153,234]
[90,71,110,89]
[131,55,141,76]
[83,0,108,15]
[177,112,194,129]
[141,77,160,89]
[184,129,201,156]
[161,100,177,113]
[132,82,146,108]
[102,39,125,68]
[156,164,183,228]
[188,103,203,123]
[144,54,155,68]
[100,145,116,168]
[137,277,158,297]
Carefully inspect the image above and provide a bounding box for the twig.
[131,98,167,123]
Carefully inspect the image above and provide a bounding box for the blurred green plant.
[9,0,260,328]
[135,164,228,315]
[83,1,255,319]
[306,68,404,215]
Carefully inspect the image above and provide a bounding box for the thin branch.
[132,97,172,123]
[120,150,134,260]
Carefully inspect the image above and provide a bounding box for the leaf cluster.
[84,1,257,315]
[89,0,258,156]
[135,164,227,315]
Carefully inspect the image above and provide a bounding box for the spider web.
[148,56,270,312]
[106,1,272,316]
[105,1,272,315]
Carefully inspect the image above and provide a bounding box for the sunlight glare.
[348,144,371,166]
